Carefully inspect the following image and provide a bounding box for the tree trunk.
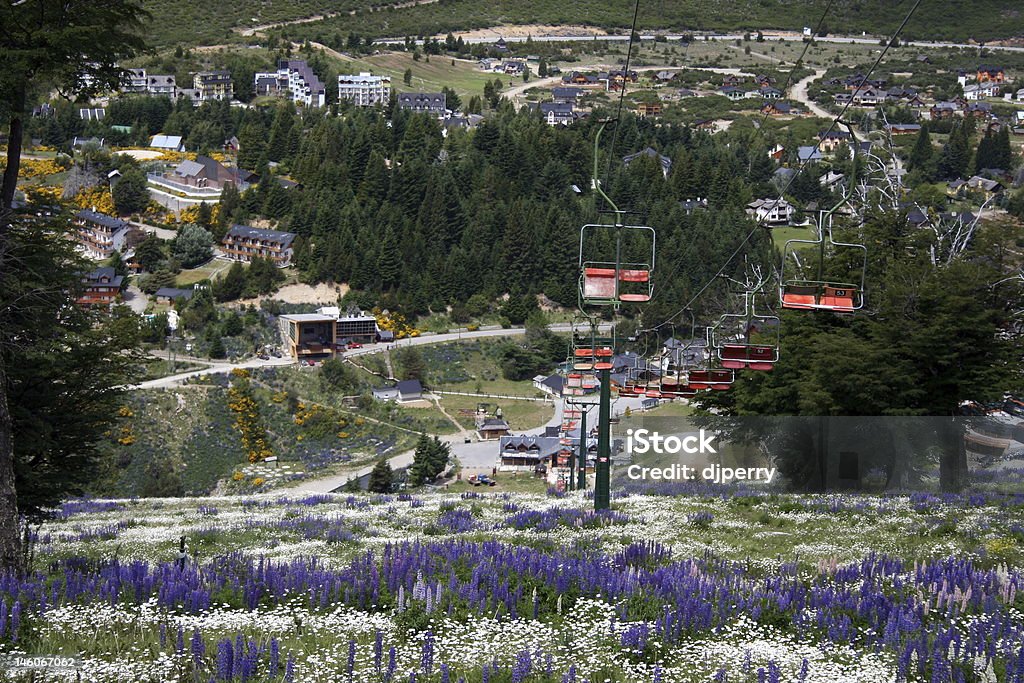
[0,352,21,570]
[1,88,26,212]
[939,417,969,493]
[0,87,26,568]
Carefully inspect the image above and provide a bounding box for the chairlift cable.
[601,0,645,193]
[640,0,923,333]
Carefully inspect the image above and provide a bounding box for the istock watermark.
[626,428,717,455]
[623,428,777,484]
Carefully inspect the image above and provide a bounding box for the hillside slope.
[146,0,1023,47]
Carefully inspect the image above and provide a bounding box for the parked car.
[470,474,496,487]
[347,342,363,349]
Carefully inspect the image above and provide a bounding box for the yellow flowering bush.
[17,158,67,178]
[25,186,63,204]
[227,372,274,464]
[117,425,135,446]
[73,187,116,215]
[118,405,135,418]
[159,151,198,163]
[372,307,420,340]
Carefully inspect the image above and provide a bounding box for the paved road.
[134,356,295,390]
[381,31,1024,54]
[129,219,178,241]
[122,284,150,315]
[135,323,610,388]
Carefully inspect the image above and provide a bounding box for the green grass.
[439,392,554,431]
[640,401,695,418]
[342,53,497,101]
[136,358,205,381]
[771,225,816,251]
[446,472,550,494]
[420,339,553,397]
[175,259,233,286]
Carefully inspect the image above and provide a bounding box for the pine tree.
[907,125,934,177]
[368,460,394,493]
[937,123,970,180]
[377,225,401,290]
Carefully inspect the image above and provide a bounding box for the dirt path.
[789,69,833,120]
[431,395,468,434]
[728,44,783,64]
[242,0,441,37]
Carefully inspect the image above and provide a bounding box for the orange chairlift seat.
[780,282,859,313]
[579,223,656,307]
[779,195,866,314]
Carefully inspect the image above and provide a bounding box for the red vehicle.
[347,342,363,350]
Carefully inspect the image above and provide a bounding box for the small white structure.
[149,134,184,152]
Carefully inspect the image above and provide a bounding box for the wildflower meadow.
[1,487,1022,682]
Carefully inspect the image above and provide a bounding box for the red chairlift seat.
[820,285,855,312]
[781,284,818,310]
[619,269,649,282]
[781,283,858,312]
[583,267,617,299]
[719,344,776,371]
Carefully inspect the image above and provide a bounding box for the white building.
[124,69,177,97]
[255,60,326,107]
[746,198,795,226]
[337,72,391,107]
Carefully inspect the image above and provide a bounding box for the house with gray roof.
[73,209,131,261]
[498,435,563,470]
[221,225,296,266]
[397,92,447,117]
[372,379,424,403]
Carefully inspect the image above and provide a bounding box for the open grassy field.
[438,392,555,431]
[175,258,234,286]
[420,339,553,397]
[341,52,497,100]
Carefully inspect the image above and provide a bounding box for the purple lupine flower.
[347,638,356,680]
[421,631,435,676]
[216,639,233,681]
[384,646,396,683]
[10,602,20,643]
[176,626,185,653]
[562,665,577,683]
[511,649,532,683]
[440,664,451,683]
[284,653,295,683]
[191,629,205,666]
[269,638,279,674]
[374,630,383,672]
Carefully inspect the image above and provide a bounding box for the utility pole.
[577,406,587,491]
[594,367,611,510]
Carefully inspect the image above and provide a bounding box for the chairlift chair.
[579,223,656,308]
[780,122,867,314]
[710,293,780,371]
